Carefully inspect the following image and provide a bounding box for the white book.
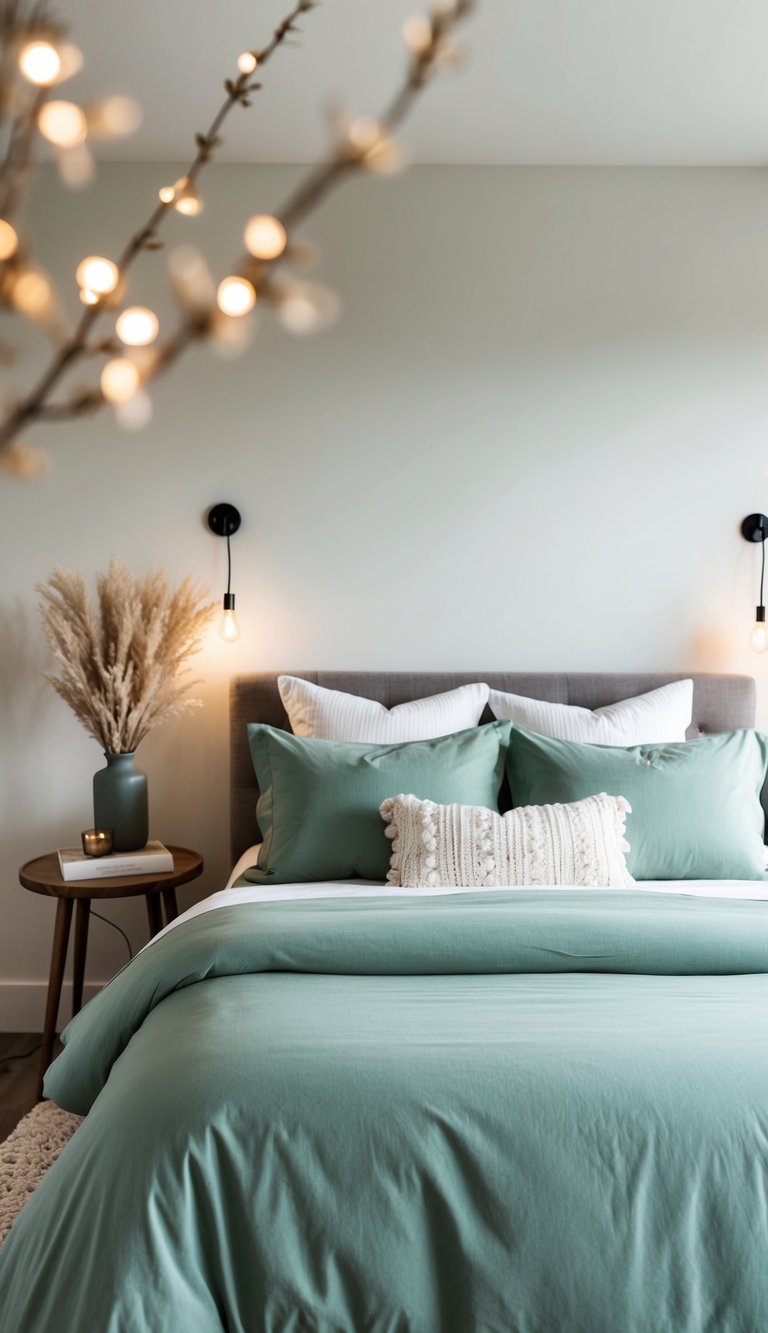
[57,841,174,882]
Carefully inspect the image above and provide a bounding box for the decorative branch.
[0,0,475,476]
[0,0,316,465]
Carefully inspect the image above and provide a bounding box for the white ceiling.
[60,0,768,166]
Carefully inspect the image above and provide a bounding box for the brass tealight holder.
[81,828,114,857]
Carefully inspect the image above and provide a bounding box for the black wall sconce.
[741,513,768,653]
[207,502,242,643]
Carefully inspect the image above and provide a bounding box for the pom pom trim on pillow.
[380,792,634,890]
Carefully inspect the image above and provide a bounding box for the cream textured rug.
[0,1101,83,1248]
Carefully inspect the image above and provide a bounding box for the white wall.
[2,163,768,1026]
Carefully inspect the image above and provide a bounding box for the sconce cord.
[226,532,232,598]
[760,535,765,608]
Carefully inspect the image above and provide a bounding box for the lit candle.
[81,828,114,857]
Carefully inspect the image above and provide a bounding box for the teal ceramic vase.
[93,752,148,852]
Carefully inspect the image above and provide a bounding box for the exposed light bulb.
[76,255,118,295]
[38,100,87,148]
[173,178,203,216]
[244,214,287,260]
[0,218,19,260]
[79,286,98,305]
[220,596,240,642]
[749,609,768,653]
[116,306,159,346]
[100,357,140,404]
[237,51,258,74]
[18,40,61,86]
[158,185,175,204]
[216,276,255,317]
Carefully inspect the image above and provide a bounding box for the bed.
[1,670,768,1333]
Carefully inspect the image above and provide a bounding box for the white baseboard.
[0,981,106,1032]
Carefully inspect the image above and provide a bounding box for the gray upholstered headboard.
[229,671,758,861]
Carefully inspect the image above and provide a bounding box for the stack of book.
[57,841,174,882]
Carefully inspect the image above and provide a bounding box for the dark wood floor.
[0,1033,49,1141]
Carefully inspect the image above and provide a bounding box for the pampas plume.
[37,559,216,752]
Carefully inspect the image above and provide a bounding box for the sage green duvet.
[2,890,768,1332]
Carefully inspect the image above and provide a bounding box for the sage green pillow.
[244,720,512,884]
[506,725,768,880]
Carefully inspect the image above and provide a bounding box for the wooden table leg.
[145,892,163,938]
[161,886,178,925]
[71,898,90,1018]
[38,897,73,1101]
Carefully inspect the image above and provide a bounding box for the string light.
[18,40,61,86]
[244,214,287,260]
[79,287,98,305]
[86,96,142,139]
[100,357,141,404]
[403,15,433,53]
[216,276,256,317]
[38,100,88,148]
[11,269,54,317]
[115,306,159,346]
[237,51,258,74]
[0,219,19,261]
[158,185,175,204]
[172,178,203,216]
[75,256,118,295]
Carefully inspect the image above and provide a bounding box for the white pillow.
[278,676,489,743]
[380,792,634,890]
[487,680,693,745]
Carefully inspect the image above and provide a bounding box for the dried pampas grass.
[37,559,216,753]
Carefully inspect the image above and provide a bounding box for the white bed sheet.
[142,843,768,953]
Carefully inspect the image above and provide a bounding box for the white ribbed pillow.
[278,676,489,743]
[487,680,693,745]
[380,792,634,889]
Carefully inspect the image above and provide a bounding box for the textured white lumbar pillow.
[380,792,634,889]
[278,676,489,743]
[487,679,693,745]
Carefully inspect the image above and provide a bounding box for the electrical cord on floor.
[0,1042,42,1066]
[90,908,133,962]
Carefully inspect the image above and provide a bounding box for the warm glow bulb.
[403,14,433,53]
[158,185,175,204]
[76,255,118,295]
[216,276,255,317]
[100,357,140,404]
[38,100,87,148]
[237,50,258,74]
[220,607,240,642]
[244,214,287,261]
[19,40,61,86]
[173,178,203,216]
[79,287,98,305]
[0,219,19,260]
[116,306,159,346]
[749,618,768,653]
[11,268,53,316]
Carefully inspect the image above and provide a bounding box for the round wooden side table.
[19,846,204,1099]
